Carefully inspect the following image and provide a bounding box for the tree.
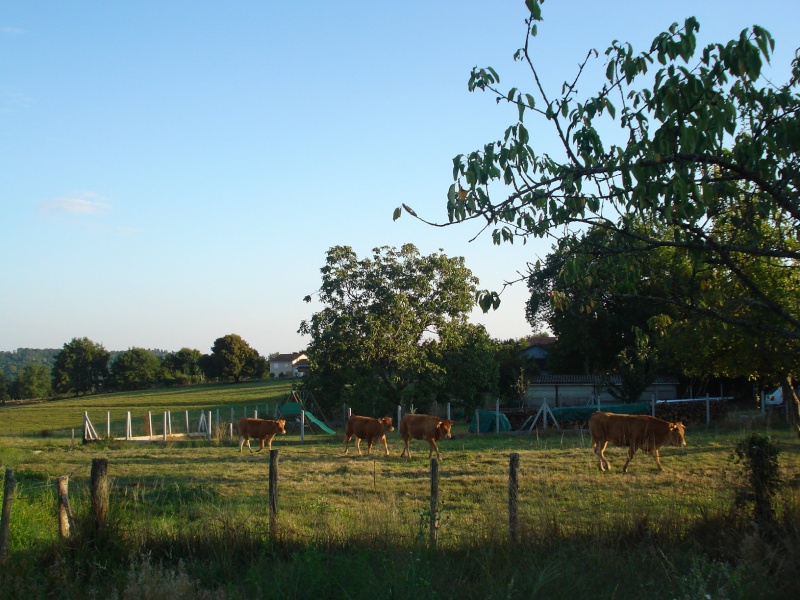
[11,364,52,399]
[207,334,262,383]
[109,348,162,391]
[0,370,8,405]
[428,322,499,416]
[163,347,203,385]
[396,1,800,434]
[52,337,110,397]
[494,338,537,405]
[299,244,479,416]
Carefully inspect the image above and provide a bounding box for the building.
[525,374,679,408]
[269,353,308,378]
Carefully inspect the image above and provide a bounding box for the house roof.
[270,352,307,363]
[525,336,558,348]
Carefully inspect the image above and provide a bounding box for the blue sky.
[2,0,797,356]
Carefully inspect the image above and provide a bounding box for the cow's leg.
[595,441,609,471]
[239,436,245,453]
[356,438,363,456]
[651,449,663,471]
[401,437,411,460]
[246,438,254,454]
[429,439,441,460]
[366,439,373,455]
[622,447,637,473]
[257,438,265,452]
[344,434,352,454]
[381,435,390,456]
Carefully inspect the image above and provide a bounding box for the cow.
[237,418,286,453]
[343,415,394,456]
[588,411,686,473]
[399,414,453,461]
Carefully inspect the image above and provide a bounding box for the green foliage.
[299,244,479,415]
[163,347,204,385]
[206,334,263,383]
[0,348,59,379]
[109,348,163,391]
[51,337,110,397]
[10,363,52,400]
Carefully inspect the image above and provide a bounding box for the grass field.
[1,380,799,599]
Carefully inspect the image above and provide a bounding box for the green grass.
[1,383,799,599]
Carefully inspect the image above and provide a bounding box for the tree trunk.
[781,376,800,440]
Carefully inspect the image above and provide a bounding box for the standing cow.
[588,411,686,473]
[344,415,394,456]
[399,414,453,461]
[237,418,286,453]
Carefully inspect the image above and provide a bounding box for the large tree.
[51,337,110,397]
[397,1,800,434]
[11,363,52,400]
[299,244,479,416]
[163,347,204,385]
[206,334,262,383]
[109,348,163,391]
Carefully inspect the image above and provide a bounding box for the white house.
[269,353,308,378]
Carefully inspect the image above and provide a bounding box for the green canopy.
[469,409,512,433]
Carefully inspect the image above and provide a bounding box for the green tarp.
[469,410,512,433]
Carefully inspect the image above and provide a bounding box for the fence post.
[706,393,710,426]
[300,410,305,442]
[651,394,656,417]
[446,403,451,421]
[107,412,111,439]
[208,411,212,441]
[397,405,402,430]
[0,467,15,559]
[126,411,132,440]
[185,410,190,435]
[430,458,439,547]
[57,475,74,539]
[163,412,168,442]
[147,411,153,438]
[475,410,480,434]
[269,449,279,538]
[90,458,109,536]
[508,453,519,543]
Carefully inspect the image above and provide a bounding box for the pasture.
[1,380,799,599]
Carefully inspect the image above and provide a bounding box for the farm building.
[524,374,679,409]
[269,352,308,378]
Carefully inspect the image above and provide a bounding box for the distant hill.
[0,348,60,378]
[0,348,174,378]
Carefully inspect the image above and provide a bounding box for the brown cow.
[588,411,686,473]
[399,414,453,461]
[344,415,394,456]
[237,418,286,453]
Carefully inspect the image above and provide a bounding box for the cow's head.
[277,419,287,434]
[668,422,686,447]
[380,416,394,433]
[437,420,453,439]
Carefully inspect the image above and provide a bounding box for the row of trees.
[0,334,272,403]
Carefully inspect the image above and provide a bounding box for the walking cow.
[399,414,453,461]
[588,411,686,473]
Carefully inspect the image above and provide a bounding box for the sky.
[2,0,798,357]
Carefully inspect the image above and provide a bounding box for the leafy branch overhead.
[395,0,799,342]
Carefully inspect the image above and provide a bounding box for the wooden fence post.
[508,453,519,544]
[57,475,74,539]
[90,458,109,536]
[269,449,279,538]
[0,467,15,559]
[430,458,439,547]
